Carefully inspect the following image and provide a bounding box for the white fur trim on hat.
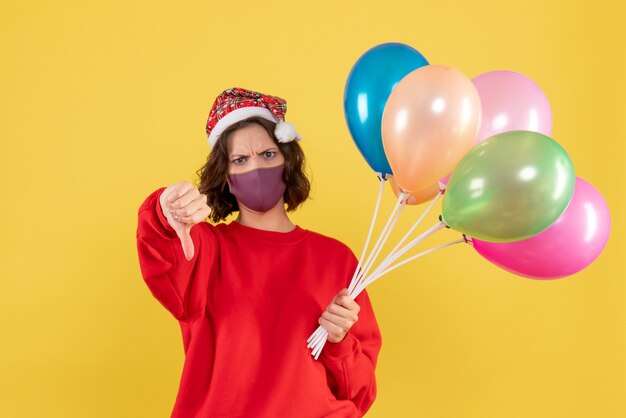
[208,107,278,148]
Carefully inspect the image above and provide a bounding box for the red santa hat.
[205,87,302,148]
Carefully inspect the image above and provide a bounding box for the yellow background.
[1,0,624,417]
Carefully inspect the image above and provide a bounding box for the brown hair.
[195,116,311,222]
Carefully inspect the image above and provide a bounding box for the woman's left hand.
[319,288,360,343]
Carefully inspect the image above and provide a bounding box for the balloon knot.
[437,180,447,194]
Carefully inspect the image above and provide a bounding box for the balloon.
[381,64,481,192]
[472,177,610,279]
[344,43,429,175]
[388,175,440,205]
[472,70,552,145]
[441,130,575,242]
[434,71,552,190]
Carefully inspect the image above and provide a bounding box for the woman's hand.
[159,181,212,261]
[319,288,360,343]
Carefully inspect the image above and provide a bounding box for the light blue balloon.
[344,43,429,175]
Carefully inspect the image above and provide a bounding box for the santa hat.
[205,87,302,148]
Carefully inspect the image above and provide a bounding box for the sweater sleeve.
[136,187,216,321]
[319,254,382,416]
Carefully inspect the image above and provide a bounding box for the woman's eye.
[263,151,276,159]
[232,157,247,165]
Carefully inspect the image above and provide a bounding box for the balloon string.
[371,236,463,285]
[352,235,463,299]
[307,325,326,347]
[312,334,327,359]
[307,326,328,360]
[307,323,325,343]
[352,222,445,297]
[309,174,387,360]
[349,191,407,295]
[365,221,445,288]
[347,175,386,295]
[348,190,407,294]
[307,184,447,359]
[384,191,442,263]
[361,192,442,291]
[354,195,406,290]
[311,235,463,359]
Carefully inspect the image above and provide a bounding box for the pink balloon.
[472,70,552,145]
[471,177,611,280]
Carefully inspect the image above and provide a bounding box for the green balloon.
[441,130,575,242]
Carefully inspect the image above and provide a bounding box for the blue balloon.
[344,43,429,175]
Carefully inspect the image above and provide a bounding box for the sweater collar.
[228,220,309,243]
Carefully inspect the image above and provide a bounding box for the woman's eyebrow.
[256,147,278,155]
[229,152,250,158]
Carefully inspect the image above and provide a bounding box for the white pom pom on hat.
[205,87,302,148]
[275,120,302,143]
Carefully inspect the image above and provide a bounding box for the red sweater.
[136,187,382,418]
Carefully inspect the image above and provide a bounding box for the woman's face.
[226,123,285,175]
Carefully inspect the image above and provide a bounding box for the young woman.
[136,88,382,418]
